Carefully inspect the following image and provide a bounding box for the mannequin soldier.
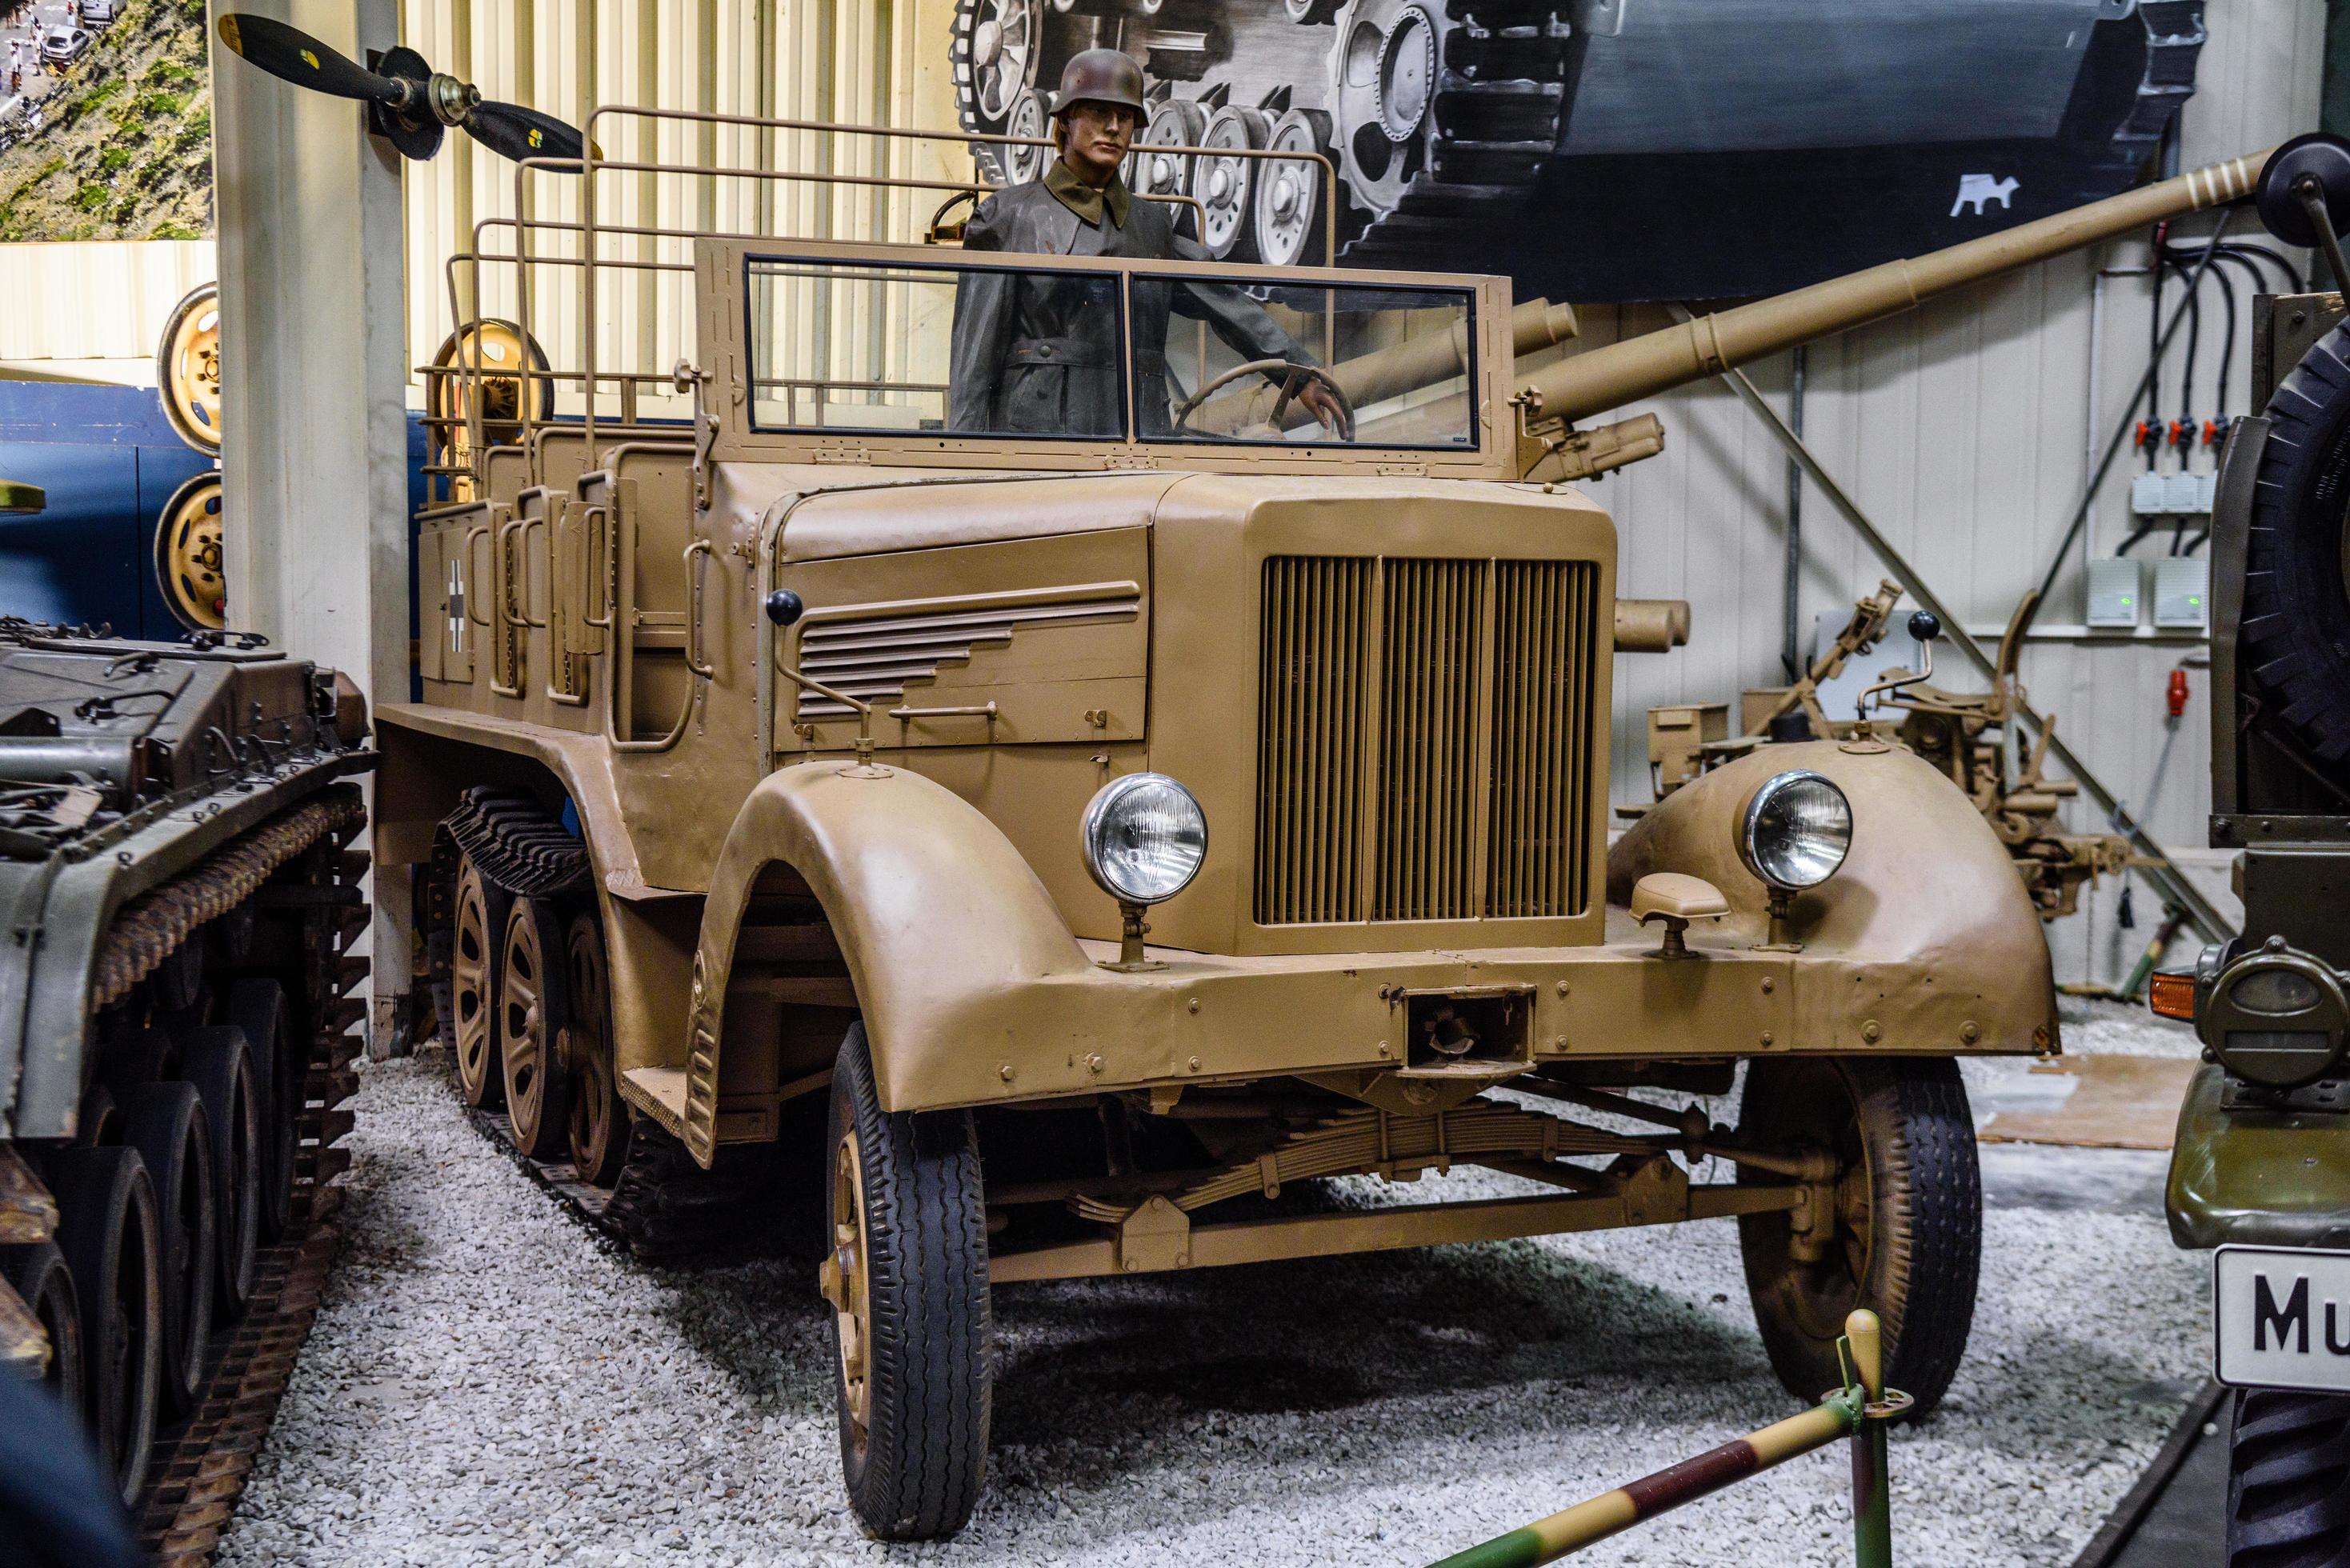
[947,49,1344,438]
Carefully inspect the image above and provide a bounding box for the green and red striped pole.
[1427,1309,1903,1568]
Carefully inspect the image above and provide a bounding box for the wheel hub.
[1377,8,1435,142]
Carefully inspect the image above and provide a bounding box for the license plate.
[2216,1245,2350,1391]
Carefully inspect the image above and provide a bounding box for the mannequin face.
[1057,101,1137,188]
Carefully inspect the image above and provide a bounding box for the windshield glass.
[743,255,1478,450]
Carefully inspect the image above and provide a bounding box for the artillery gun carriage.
[334,65,2266,1538]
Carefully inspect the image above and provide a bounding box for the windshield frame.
[698,236,1514,479]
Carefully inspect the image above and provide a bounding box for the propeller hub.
[429,74,481,127]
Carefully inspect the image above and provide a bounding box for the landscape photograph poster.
[0,0,210,242]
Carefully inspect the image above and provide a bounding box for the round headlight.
[1081,773,1207,905]
[1739,770,1852,890]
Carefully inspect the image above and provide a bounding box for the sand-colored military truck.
[366,98,2264,1537]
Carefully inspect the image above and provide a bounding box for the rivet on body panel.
[1960,1020,1980,1044]
[1760,977,1775,994]
[1555,981,1570,998]
[1760,1031,1774,1046]
[1861,1020,1882,1043]
[1187,1056,1202,1072]
[1187,997,1200,1014]
[1084,1053,1105,1075]
[999,1064,1014,1082]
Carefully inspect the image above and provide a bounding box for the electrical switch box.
[2130,470,2216,516]
[2088,557,2142,629]
[2154,556,2210,630]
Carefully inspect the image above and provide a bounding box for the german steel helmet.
[1051,49,1146,118]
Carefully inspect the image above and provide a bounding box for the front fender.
[1609,741,2058,1054]
[2168,1063,2350,1249]
[685,761,1092,1159]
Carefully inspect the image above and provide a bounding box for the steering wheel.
[1171,358,1355,442]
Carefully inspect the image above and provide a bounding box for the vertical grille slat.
[1255,554,1596,927]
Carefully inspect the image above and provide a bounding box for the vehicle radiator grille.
[1254,555,1598,926]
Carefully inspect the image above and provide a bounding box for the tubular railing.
[414,106,1342,498]
[1425,1310,1910,1568]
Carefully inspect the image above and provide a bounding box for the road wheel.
[2,1240,83,1411]
[228,978,298,1244]
[1735,1055,1980,1416]
[49,1145,162,1504]
[2229,1390,2350,1562]
[563,912,627,1186]
[182,1026,261,1317]
[122,1083,214,1417]
[449,858,507,1110]
[824,1022,991,1540]
[498,897,571,1160]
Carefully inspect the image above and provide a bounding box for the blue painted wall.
[0,382,430,648]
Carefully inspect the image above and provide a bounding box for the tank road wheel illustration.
[155,279,222,454]
[1735,1056,1980,1417]
[183,1026,263,1317]
[154,473,226,633]
[824,1024,991,1540]
[122,1082,216,1418]
[2,1241,84,1412]
[448,857,510,1110]
[2228,1390,2350,1563]
[49,1144,162,1505]
[1130,97,1207,230]
[952,0,1042,181]
[1196,103,1270,260]
[562,912,627,1187]
[1002,86,1051,186]
[2244,322,2350,762]
[498,897,573,1161]
[1253,108,1332,266]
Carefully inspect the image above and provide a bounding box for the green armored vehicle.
[2159,133,2350,1565]
[0,614,372,1506]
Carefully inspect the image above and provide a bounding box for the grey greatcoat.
[947,163,1315,437]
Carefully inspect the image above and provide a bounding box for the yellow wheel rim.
[157,282,222,454]
[154,474,224,631]
[427,320,550,502]
[826,1130,875,1454]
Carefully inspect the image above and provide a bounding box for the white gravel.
[218,1043,2210,1568]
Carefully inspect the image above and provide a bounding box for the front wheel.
[1735,1055,1980,1416]
[823,1022,991,1540]
[2228,1390,2350,1562]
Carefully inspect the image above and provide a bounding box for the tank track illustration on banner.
[428,789,751,1261]
[953,0,2206,270]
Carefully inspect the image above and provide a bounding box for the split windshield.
[742,254,1478,450]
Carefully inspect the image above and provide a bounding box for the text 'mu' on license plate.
[2216,1246,2350,1391]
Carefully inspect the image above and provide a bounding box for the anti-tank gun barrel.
[1521,148,2272,471]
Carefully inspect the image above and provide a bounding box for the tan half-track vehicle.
[371,109,2265,1538]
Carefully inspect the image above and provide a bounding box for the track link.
[432,790,751,1261]
[131,794,370,1565]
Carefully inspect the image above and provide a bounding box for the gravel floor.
[218,1005,2210,1568]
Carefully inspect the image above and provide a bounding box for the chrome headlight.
[1081,773,1207,905]
[1739,770,1852,890]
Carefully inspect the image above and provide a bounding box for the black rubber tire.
[47,1144,162,1505]
[122,1082,215,1418]
[2245,323,2350,762]
[2228,1389,2350,1565]
[227,978,298,1244]
[1735,1055,1980,1418]
[828,1022,991,1541]
[182,1026,262,1317]
[2,1239,84,1414]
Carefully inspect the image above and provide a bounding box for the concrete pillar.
[210,0,413,1055]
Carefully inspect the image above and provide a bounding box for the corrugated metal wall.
[0,239,214,378]
[1584,0,2324,983]
[396,0,968,404]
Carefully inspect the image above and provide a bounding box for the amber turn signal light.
[2149,970,2198,1021]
